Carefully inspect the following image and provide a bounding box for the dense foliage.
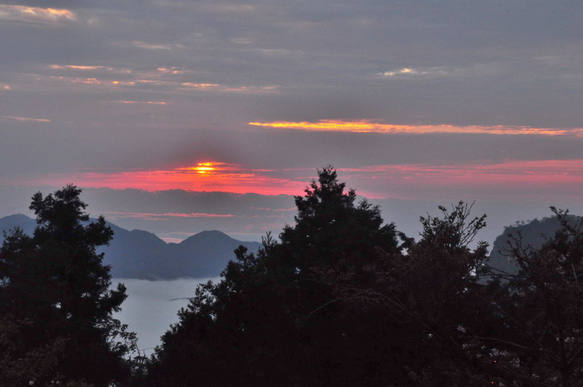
[3,171,583,386]
[0,185,135,386]
[147,169,491,385]
[489,213,583,276]
[486,208,583,386]
[147,168,583,386]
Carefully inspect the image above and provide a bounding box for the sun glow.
[13,158,583,200]
[181,161,222,175]
[26,161,306,195]
[194,162,215,174]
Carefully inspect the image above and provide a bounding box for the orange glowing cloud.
[47,75,137,88]
[33,161,307,196]
[249,120,583,137]
[50,64,132,74]
[111,80,136,86]
[16,159,583,202]
[181,82,220,89]
[51,64,106,71]
[72,77,102,85]
[0,5,76,23]
[180,82,279,94]
[157,67,183,74]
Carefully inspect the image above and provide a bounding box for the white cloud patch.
[129,41,185,51]
[379,67,448,79]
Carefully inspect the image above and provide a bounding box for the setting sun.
[179,161,226,175]
[193,162,216,174]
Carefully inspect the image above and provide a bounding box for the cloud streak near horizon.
[20,161,307,196]
[9,158,583,203]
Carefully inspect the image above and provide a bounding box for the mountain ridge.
[0,214,261,280]
[488,214,583,275]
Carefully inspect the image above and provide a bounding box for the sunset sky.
[1,0,583,242]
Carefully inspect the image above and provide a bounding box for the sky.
[1,0,583,244]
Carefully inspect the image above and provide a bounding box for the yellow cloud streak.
[0,5,75,22]
[42,8,74,18]
[248,120,583,137]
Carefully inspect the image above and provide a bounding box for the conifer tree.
[0,185,135,386]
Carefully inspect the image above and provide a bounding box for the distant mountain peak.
[194,230,229,237]
[0,214,260,279]
[3,213,31,220]
[0,214,36,235]
[488,214,583,275]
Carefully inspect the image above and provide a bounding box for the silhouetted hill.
[0,215,261,279]
[488,214,583,275]
[0,214,36,236]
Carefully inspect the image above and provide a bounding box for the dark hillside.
[488,214,583,274]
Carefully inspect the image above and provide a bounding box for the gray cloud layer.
[2,0,583,240]
[3,0,583,132]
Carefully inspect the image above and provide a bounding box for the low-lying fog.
[112,278,219,355]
